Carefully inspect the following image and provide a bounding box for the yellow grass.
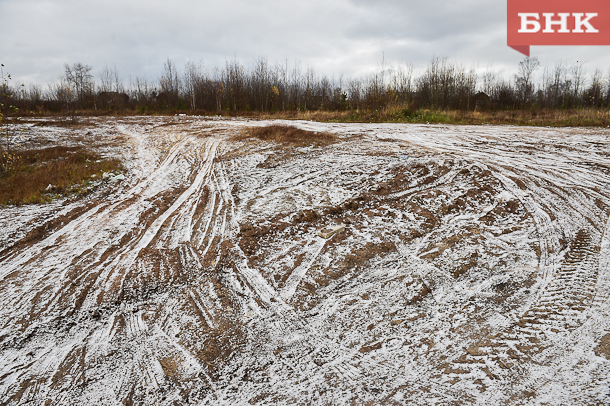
[0,146,121,205]
[234,124,337,146]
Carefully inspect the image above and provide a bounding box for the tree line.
[2,56,610,115]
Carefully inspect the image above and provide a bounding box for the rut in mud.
[0,117,609,405]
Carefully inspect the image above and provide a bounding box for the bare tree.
[63,62,94,108]
[514,57,540,107]
[481,65,497,97]
[571,61,586,106]
[99,64,113,94]
[0,64,25,175]
[11,53,610,116]
[290,61,303,110]
[159,59,180,109]
[347,78,362,110]
[551,61,567,108]
[99,64,123,93]
[184,60,203,110]
[390,63,413,104]
[223,58,247,111]
[604,69,610,106]
[585,69,604,107]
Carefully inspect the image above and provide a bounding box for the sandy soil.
[1,116,609,405]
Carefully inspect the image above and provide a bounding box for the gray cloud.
[1,0,609,87]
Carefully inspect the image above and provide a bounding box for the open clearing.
[1,117,609,405]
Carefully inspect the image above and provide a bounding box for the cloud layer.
[1,0,609,86]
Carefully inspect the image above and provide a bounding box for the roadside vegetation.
[253,106,610,127]
[2,56,610,127]
[0,146,121,205]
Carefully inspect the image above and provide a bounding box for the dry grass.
[416,108,610,127]
[14,106,610,128]
[233,106,610,127]
[260,107,608,127]
[234,125,337,146]
[0,146,121,205]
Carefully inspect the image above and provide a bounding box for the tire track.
[0,124,226,404]
[2,119,610,405]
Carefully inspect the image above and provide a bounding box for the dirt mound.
[236,124,336,146]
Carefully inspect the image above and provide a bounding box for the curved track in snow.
[0,118,609,405]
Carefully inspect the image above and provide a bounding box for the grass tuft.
[0,146,121,205]
[235,125,337,146]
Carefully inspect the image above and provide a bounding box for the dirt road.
[1,117,609,405]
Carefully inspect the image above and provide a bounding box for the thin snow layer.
[0,118,609,405]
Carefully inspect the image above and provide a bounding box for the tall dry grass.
[249,106,610,127]
[0,146,121,205]
[235,125,337,146]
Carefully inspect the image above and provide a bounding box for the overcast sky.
[2,0,610,87]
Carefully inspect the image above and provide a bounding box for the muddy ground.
[0,117,609,405]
